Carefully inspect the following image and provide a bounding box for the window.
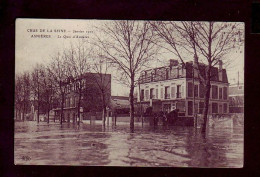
[140,89,144,101]
[166,69,169,79]
[171,86,175,98]
[156,89,158,99]
[188,82,193,97]
[212,103,218,113]
[199,84,205,98]
[161,88,164,99]
[188,101,193,115]
[176,101,185,112]
[145,90,149,100]
[194,85,198,98]
[212,85,218,99]
[194,102,198,114]
[165,86,170,99]
[219,104,223,114]
[219,88,223,99]
[223,87,228,100]
[223,103,227,113]
[238,86,243,90]
[177,85,181,98]
[68,97,71,107]
[199,102,204,114]
[150,88,154,99]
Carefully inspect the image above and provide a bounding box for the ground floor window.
[223,103,227,113]
[212,102,218,113]
[188,101,193,116]
[219,104,223,114]
[163,104,171,113]
[199,102,204,114]
[176,101,185,112]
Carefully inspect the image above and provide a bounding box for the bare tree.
[48,52,69,125]
[94,20,159,131]
[15,72,30,121]
[31,64,45,123]
[91,52,112,126]
[40,66,55,124]
[150,21,244,133]
[63,40,92,125]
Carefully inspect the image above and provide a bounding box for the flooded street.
[14,120,243,167]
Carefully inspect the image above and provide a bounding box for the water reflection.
[14,120,243,167]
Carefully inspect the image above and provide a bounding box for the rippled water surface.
[14,120,243,167]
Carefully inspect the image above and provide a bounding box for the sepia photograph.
[14,18,244,167]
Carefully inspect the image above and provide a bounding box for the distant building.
[229,83,244,113]
[110,96,138,115]
[52,73,111,122]
[137,59,229,117]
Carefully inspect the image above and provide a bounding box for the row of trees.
[15,41,111,125]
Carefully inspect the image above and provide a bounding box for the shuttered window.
[199,84,205,98]
[212,85,218,99]
[223,87,227,100]
[188,82,193,97]
[171,86,175,98]
[194,85,198,98]
[181,85,184,98]
[219,88,223,99]
[212,102,218,113]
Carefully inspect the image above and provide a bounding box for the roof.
[185,62,228,83]
[229,84,244,96]
[140,60,228,83]
[111,96,129,100]
[110,96,130,108]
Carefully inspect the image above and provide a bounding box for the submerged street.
[14,120,243,167]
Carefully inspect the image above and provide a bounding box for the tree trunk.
[22,103,25,121]
[77,91,81,125]
[47,104,50,124]
[60,93,64,125]
[201,68,211,133]
[129,77,135,132]
[102,93,106,126]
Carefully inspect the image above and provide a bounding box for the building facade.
[229,83,244,113]
[52,73,111,122]
[137,59,229,117]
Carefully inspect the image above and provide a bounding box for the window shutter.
[181,85,184,98]
[171,87,175,98]
[161,88,163,99]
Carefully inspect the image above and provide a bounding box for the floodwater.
[14,119,243,167]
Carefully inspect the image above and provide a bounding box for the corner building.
[137,59,229,117]
[52,73,111,122]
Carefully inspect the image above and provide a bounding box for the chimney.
[169,59,178,67]
[218,60,223,81]
[193,55,199,78]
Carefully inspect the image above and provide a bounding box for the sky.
[16,19,244,96]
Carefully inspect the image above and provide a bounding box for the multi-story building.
[229,83,244,113]
[52,73,111,122]
[137,59,229,117]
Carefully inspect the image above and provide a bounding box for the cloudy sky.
[16,19,244,96]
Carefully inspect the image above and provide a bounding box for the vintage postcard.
[15,19,244,167]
